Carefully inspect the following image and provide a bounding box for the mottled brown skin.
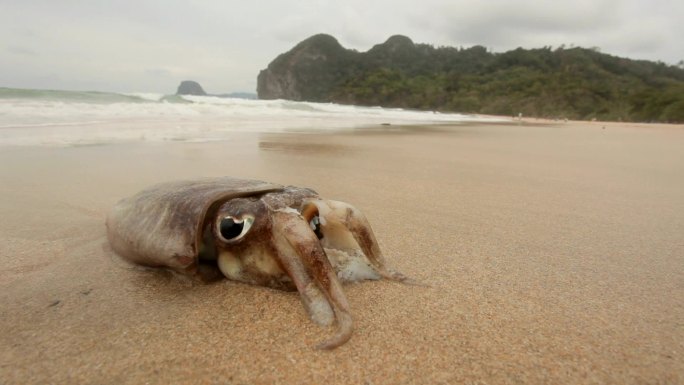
[106,178,406,349]
[106,177,281,274]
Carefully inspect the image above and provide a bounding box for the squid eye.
[309,215,323,240]
[218,215,254,242]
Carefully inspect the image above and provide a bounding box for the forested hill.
[257,34,684,123]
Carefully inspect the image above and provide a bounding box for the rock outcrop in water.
[256,34,684,123]
[176,80,207,96]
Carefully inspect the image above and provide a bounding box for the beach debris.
[48,300,61,307]
[105,177,408,349]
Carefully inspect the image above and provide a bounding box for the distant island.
[176,80,256,99]
[258,34,684,123]
[176,80,207,96]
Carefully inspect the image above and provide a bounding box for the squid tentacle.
[273,211,354,349]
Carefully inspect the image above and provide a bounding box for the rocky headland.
[257,34,684,122]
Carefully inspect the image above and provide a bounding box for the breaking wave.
[0,87,508,146]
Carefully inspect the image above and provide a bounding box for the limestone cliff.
[256,34,420,101]
[257,34,358,101]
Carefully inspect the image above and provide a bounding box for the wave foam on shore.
[0,87,508,146]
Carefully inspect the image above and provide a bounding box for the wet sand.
[1,121,683,384]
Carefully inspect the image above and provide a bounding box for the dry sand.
[1,120,683,384]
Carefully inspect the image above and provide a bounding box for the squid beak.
[271,210,353,350]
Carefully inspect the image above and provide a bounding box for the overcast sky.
[1,0,682,94]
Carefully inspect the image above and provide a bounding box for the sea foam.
[0,88,508,146]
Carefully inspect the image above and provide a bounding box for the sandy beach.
[1,120,683,384]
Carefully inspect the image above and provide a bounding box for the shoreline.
[2,103,683,149]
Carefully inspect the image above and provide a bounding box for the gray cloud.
[0,0,681,93]
[418,0,682,59]
[6,46,38,56]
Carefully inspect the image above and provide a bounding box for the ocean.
[0,87,508,146]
